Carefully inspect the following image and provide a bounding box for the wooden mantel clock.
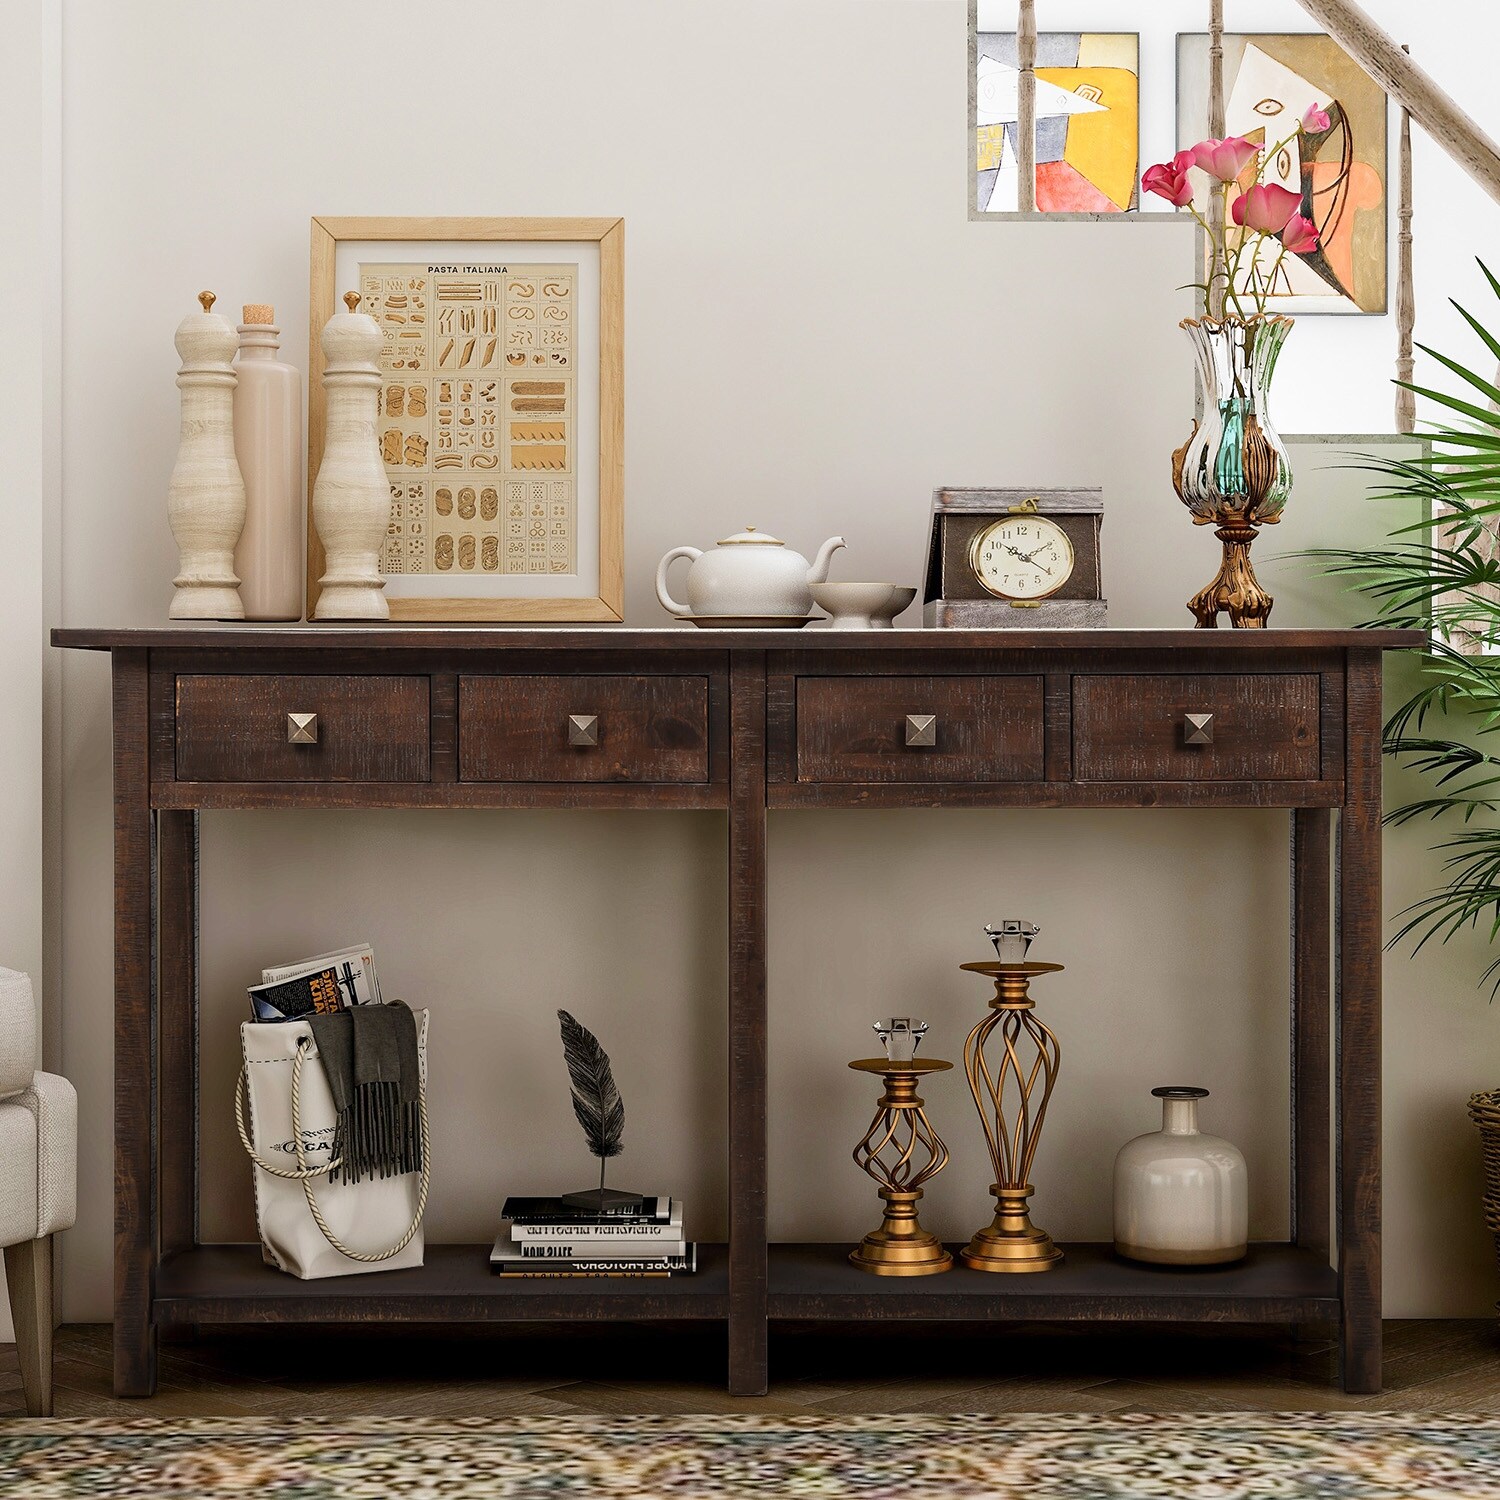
[923,487,1106,628]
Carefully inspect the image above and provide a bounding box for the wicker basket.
[1469,1091,1500,1289]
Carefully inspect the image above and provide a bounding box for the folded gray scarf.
[308,1001,423,1184]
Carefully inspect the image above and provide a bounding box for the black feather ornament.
[557,1010,643,1213]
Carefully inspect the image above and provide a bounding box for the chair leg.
[4,1236,54,1417]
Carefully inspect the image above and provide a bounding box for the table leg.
[158,810,198,1261]
[728,653,768,1397]
[1292,807,1331,1260]
[1337,651,1383,1394]
[112,648,157,1396]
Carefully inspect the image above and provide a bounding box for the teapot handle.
[656,547,702,617]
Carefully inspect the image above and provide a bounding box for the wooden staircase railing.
[997,0,1494,435]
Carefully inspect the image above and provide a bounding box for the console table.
[55,625,1418,1398]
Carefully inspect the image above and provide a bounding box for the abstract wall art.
[1178,34,1389,315]
[973,32,1140,216]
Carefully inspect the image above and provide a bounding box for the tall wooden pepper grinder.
[310,291,389,620]
[167,291,246,619]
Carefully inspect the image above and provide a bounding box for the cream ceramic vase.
[1113,1086,1247,1266]
[311,292,389,621]
[233,305,303,621]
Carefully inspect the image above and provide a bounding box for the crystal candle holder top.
[984,920,1040,965]
[873,1018,927,1063]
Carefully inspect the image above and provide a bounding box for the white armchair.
[0,968,76,1416]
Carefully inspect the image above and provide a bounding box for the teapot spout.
[807,535,846,585]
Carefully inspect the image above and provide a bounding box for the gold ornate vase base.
[849,1188,953,1277]
[961,1185,1063,1274]
[1188,525,1273,630]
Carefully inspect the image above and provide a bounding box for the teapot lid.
[718,525,784,546]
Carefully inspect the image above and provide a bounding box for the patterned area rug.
[3,1412,1500,1498]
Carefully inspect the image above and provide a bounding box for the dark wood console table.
[55,625,1418,1398]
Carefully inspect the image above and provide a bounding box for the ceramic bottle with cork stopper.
[310,291,390,620]
[167,291,246,619]
[233,303,303,620]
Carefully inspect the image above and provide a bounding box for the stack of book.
[489,1196,695,1278]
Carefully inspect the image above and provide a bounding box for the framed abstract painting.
[971,25,1140,218]
[1177,34,1389,314]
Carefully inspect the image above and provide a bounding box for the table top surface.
[52,625,1427,653]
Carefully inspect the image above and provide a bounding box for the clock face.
[969,516,1076,601]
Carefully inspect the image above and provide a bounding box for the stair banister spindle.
[1207,0,1226,318]
[1395,45,1415,435]
[1017,0,1037,213]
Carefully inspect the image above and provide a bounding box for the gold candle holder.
[848,1058,953,1276]
[960,961,1065,1273]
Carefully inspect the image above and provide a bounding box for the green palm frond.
[1303,259,1500,995]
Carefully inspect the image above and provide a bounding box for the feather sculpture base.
[561,1188,645,1213]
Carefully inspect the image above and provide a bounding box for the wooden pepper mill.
[167,292,246,620]
[311,291,390,620]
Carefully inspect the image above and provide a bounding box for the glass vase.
[1172,315,1294,629]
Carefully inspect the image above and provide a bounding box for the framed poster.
[1177,35,1388,314]
[307,217,624,620]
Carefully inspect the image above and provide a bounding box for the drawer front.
[460,675,710,783]
[175,675,431,782]
[796,675,1045,783]
[1073,673,1321,782]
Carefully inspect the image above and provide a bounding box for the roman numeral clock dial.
[969,516,1076,603]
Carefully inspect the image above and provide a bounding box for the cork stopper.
[198,291,217,312]
[343,291,361,312]
[242,303,274,324]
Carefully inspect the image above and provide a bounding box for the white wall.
[0,0,60,1347]
[34,0,1500,1335]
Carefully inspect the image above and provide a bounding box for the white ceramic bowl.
[809,583,917,630]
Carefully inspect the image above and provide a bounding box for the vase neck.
[1161,1098,1199,1135]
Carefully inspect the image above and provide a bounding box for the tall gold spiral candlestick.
[960,960,1064,1273]
[848,1058,953,1276]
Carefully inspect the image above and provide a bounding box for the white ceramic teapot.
[656,528,846,619]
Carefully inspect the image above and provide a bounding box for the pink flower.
[1232,183,1302,234]
[1302,103,1332,133]
[1281,214,1321,254]
[1191,135,1259,183]
[1142,149,1196,207]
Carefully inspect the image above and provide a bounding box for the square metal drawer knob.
[286,712,319,745]
[1183,712,1215,746]
[905,714,938,748]
[568,714,600,747]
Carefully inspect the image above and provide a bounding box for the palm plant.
[1310,263,1500,992]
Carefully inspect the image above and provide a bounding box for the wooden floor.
[2,1321,1499,1417]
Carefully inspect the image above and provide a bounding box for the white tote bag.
[235,1009,430,1279]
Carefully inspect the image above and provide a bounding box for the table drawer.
[175,675,431,782]
[460,675,710,783]
[1073,673,1322,782]
[796,675,1045,783]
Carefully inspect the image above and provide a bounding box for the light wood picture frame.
[308,216,624,621]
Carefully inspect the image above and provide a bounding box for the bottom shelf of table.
[154,1243,732,1323]
[769,1242,1339,1323]
[154,1241,1337,1328]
